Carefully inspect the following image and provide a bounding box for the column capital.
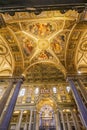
[13,77,24,84]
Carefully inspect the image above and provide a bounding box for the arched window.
[19,88,26,97]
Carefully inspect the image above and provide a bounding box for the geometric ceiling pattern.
[66,21,87,74]
[0,36,13,76]
[76,31,87,73]
[0,10,87,81]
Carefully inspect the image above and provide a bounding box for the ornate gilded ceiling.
[0,10,87,82]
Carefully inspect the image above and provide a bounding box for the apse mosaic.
[21,22,57,38]
[39,104,56,128]
[40,105,53,119]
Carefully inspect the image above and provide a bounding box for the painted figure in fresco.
[52,41,61,53]
[29,23,55,37]
[38,51,48,60]
[23,38,33,56]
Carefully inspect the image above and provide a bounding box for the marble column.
[68,78,87,128]
[28,110,33,130]
[70,111,77,130]
[72,111,80,130]
[77,79,87,103]
[54,112,58,130]
[36,112,39,130]
[0,79,23,130]
[66,113,71,130]
[16,110,23,130]
[57,110,62,130]
[33,110,36,130]
[0,81,14,117]
[60,111,66,130]
[24,113,28,130]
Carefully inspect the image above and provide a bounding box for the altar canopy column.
[24,113,28,130]
[68,78,87,128]
[57,110,62,130]
[28,110,33,130]
[71,110,80,130]
[33,110,36,130]
[66,113,71,130]
[36,112,39,130]
[0,79,23,130]
[54,111,58,130]
[77,79,87,103]
[60,111,66,130]
[16,110,24,130]
[0,81,14,117]
[70,110,77,130]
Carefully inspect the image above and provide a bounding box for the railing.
[39,126,56,130]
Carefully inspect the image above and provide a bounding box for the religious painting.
[16,33,35,57]
[22,38,34,56]
[22,22,56,38]
[28,22,56,38]
[51,35,63,54]
[37,51,53,60]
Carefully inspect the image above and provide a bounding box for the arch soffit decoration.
[66,22,87,74]
[0,34,14,76]
[0,26,24,76]
[75,27,87,73]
